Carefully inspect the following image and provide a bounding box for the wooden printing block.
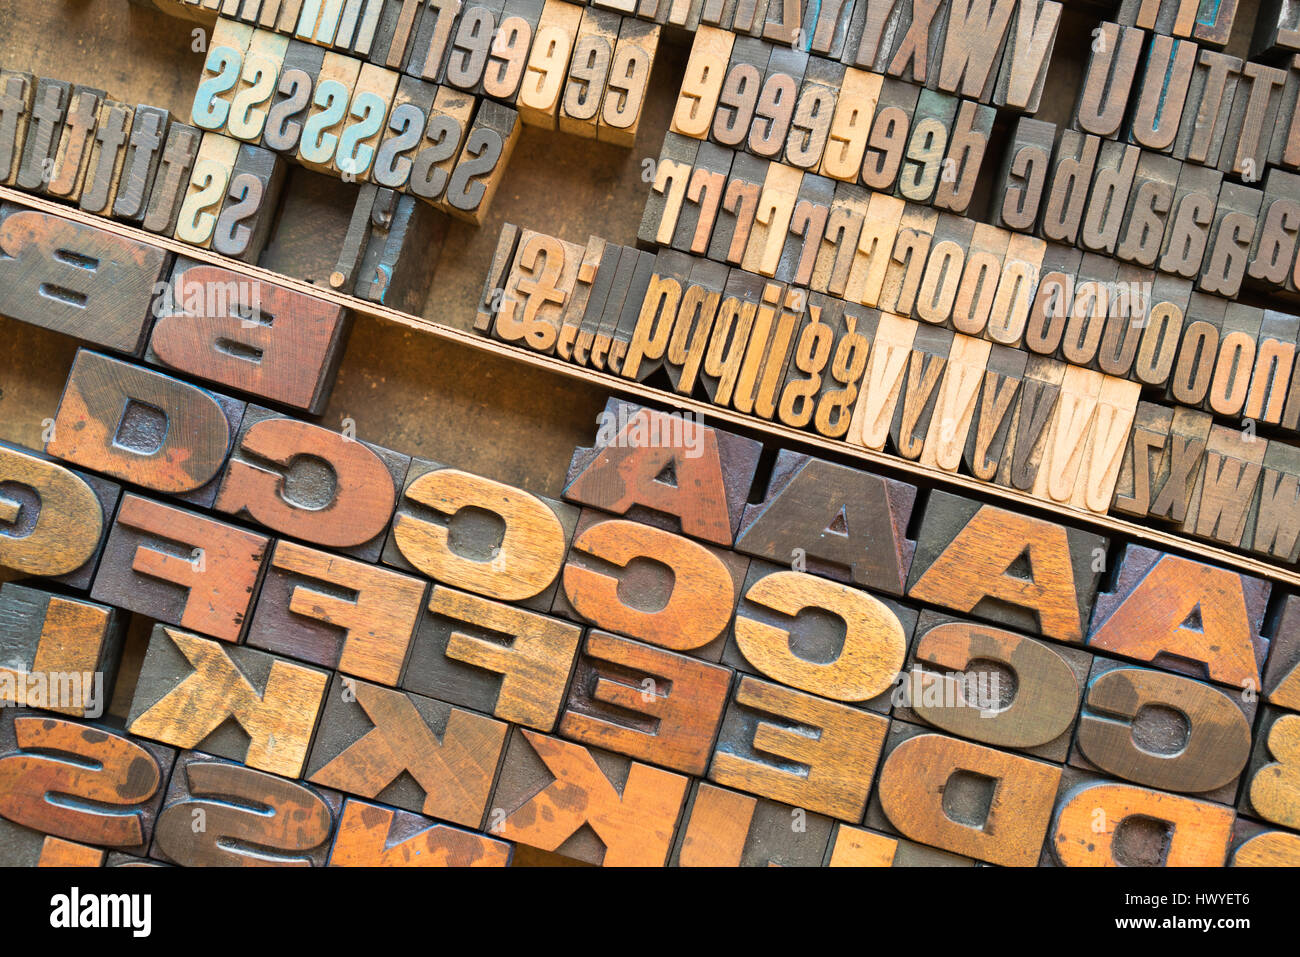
[622,250,711,381]
[797,299,875,439]
[1199,181,1264,298]
[734,449,916,596]
[907,489,1108,645]
[16,78,69,192]
[599,17,658,147]
[992,354,1064,495]
[1172,49,1240,168]
[670,781,834,866]
[784,57,841,172]
[330,62,399,183]
[1157,162,1221,279]
[869,720,1061,866]
[961,344,1026,482]
[0,441,120,590]
[1080,140,1139,256]
[875,0,949,87]
[992,0,1060,114]
[1243,311,1300,428]
[91,495,267,645]
[368,0,423,70]
[147,257,348,414]
[1112,401,1173,520]
[409,86,473,206]
[721,559,915,714]
[920,330,994,473]
[384,457,578,610]
[1246,442,1300,564]
[1131,274,1190,389]
[1240,705,1300,833]
[559,5,618,138]
[1039,130,1099,246]
[1126,34,1195,153]
[482,0,546,106]
[664,257,730,395]
[890,323,951,460]
[1248,169,1300,290]
[0,204,165,356]
[404,585,580,731]
[246,540,425,683]
[191,19,255,135]
[473,222,522,335]
[151,749,341,865]
[1166,291,1224,407]
[46,86,106,202]
[0,710,174,859]
[932,0,1013,103]
[984,232,1044,348]
[580,245,633,371]
[740,165,801,278]
[297,50,362,173]
[563,397,760,546]
[1253,0,1300,59]
[606,249,659,375]
[47,350,245,507]
[328,798,511,866]
[1181,423,1265,548]
[776,174,835,286]
[1229,818,1300,867]
[493,229,585,356]
[671,26,735,139]
[932,100,994,216]
[1049,767,1234,866]
[912,213,973,329]
[1115,151,1181,268]
[895,609,1088,763]
[675,144,734,256]
[1144,406,1212,525]
[79,101,135,216]
[1117,0,1239,46]
[843,309,916,452]
[704,151,765,265]
[560,630,731,775]
[1070,374,1143,515]
[638,131,700,249]
[0,70,34,188]
[489,726,688,865]
[141,121,203,237]
[1057,258,1117,368]
[227,28,291,144]
[726,282,804,420]
[710,675,886,821]
[442,100,520,224]
[811,187,868,297]
[747,48,807,162]
[1073,21,1143,141]
[174,131,242,247]
[516,0,583,130]
[213,405,407,560]
[128,623,328,778]
[818,68,880,185]
[1270,55,1300,174]
[405,0,463,81]
[895,87,955,205]
[878,204,937,316]
[1202,303,1263,420]
[1018,243,1078,359]
[262,39,326,154]
[306,673,506,826]
[0,583,123,718]
[1263,593,1300,713]
[859,76,916,194]
[1070,657,1253,804]
[1026,362,1102,505]
[694,270,765,403]
[211,141,286,262]
[556,510,748,662]
[1219,62,1287,181]
[441,0,503,96]
[1088,543,1269,692]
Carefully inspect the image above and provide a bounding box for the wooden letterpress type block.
[405,585,581,731]
[890,323,951,460]
[0,442,119,590]
[92,494,268,642]
[227,28,291,143]
[0,584,123,717]
[0,71,34,188]
[1172,49,1240,168]
[1072,658,1252,802]
[80,101,135,216]
[1182,423,1265,547]
[709,675,887,821]
[328,798,512,865]
[48,351,244,505]
[1247,442,1300,564]
[493,230,585,355]
[1199,182,1263,298]
[961,344,1026,481]
[214,405,406,559]
[297,50,362,172]
[785,57,841,172]
[490,726,689,865]
[516,0,584,130]
[564,398,760,546]
[558,6,618,138]
[0,207,170,355]
[1220,62,1287,180]
[1074,22,1144,141]
[1245,312,1300,427]
[672,25,735,139]
[307,674,506,826]
[560,630,731,775]
[907,489,1107,644]
[599,17,658,147]
[1127,34,1195,153]
[191,19,255,135]
[722,560,914,711]
[212,141,286,261]
[141,121,202,236]
[406,85,472,205]
[0,710,174,858]
[1248,169,1300,289]
[129,624,328,777]
[874,721,1061,866]
[735,450,915,595]
[1158,162,1221,279]
[896,87,954,205]
[442,100,519,224]
[1116,151,1181,268]
[1088,543,1269,691]
[247,540,425,682]
[1051,770,1234,866]
[47,86,106,202]
[1080,141,1139,256]
[482,0,545,104]
[1040,130,1100,246]
[262,39,326,153]
[932,99,993,216]
[818,67,880,184]
[151,750,341,865]
[558,511,748,661]
[860,78,916,193]
[671,781,833,866]
[16,78,70,192]
[992,0,1059,113]
[148,258,349,414]
[747,48,807,162]
[384,458,576,609]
